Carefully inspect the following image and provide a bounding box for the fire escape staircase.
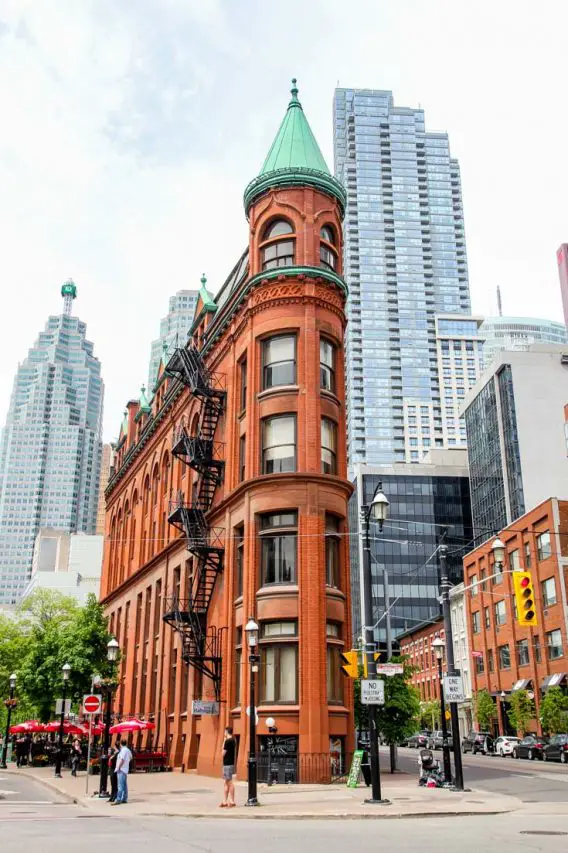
[163,346,226,701]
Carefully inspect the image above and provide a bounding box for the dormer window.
[260,219,295,271]
[320,225,338,271]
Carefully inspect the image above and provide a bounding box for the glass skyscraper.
[0,281,104,604]
[148,288,198,392]
[334,88,470,468]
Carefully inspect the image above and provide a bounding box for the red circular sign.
[83,695,101,714]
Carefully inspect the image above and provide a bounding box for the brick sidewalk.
[4,765,524,819]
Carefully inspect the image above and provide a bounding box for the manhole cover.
[520,831,568,837]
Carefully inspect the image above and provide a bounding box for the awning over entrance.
[541,673,567,690]
[512,679,532,691]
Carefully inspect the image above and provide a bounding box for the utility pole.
[439,544,465,791]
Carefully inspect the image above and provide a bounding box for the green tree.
[16,591,113,721]
[507,689,535,734]
[420,699,441,730]
[374,657,421,747]
[540,687,568,735]
[474,689,497,730]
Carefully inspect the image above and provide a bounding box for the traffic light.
[513,571,538,627]
[340,649,382,678]
[340,650,359,678]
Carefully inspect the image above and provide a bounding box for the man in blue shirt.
[111,740,132,805]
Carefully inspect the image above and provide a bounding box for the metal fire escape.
[162,345,226,700]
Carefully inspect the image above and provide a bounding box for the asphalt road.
[2,809,568,853]
[1,772,568,851]
[388,746,568,802]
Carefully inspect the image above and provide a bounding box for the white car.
[494,736,521,756]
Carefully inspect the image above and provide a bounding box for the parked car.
[513,734,549,760]
[494,736,521,756]
[430,730,453,751]
[543,734,568,763]
[407,731,433,749]
[462,731,492,754]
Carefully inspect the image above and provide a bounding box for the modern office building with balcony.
[462,345,568,540]
[0,281,104,604]
[334,88,470,468]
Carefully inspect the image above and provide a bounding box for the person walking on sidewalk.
[111,739,132,806]
[220,727,236,808]
[70,739,82,777]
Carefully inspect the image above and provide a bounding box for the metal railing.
[256,751,354,785]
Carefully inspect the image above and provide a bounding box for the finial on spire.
[201,273,207,287]
[497,285,503,317]
[289,78,299,105]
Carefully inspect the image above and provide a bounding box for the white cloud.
[0,0,566,441]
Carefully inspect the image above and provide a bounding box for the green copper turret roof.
[244,79,346,216]
[139,384,150,412]
[198,274,216,311]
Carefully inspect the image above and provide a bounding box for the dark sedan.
[407,731,432,749]
[543,734,568,763]
[513,734,549,760]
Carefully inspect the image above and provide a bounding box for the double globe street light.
[54,663,71,778]
[432,635,452,785]
[245,618,260,807]
[98,637,120,797]
[1,673,17,769]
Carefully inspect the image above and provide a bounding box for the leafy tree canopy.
[474,689,497,730]
[507,689,535,735]
[540,687,568,735]
[2,590,113,724]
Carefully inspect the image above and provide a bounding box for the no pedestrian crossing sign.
[443,675,465,703]
[360,679,385,705]
[82,694,102,715]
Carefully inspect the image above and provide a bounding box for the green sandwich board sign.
[346,749,364,788]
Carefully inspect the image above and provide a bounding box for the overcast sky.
[1,0,566,440]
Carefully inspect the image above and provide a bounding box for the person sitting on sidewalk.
[220,727,236,808]
[111,740,132,806]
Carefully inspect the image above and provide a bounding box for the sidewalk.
[6,765,524,819]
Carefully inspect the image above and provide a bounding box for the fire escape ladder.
[164,344,226,701]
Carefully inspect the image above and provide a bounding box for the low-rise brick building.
[465,498,568,735]
[398,616,445,704]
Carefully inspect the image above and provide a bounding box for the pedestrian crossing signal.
[513,571,538,627]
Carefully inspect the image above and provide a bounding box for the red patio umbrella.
[44,720,87,736]
[109,719,156,734]
[9,720,45,733]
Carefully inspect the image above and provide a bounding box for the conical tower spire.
[244,79,346,216]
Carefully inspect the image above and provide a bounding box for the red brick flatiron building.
[101,81,354,779]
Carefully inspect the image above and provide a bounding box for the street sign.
[360,678,385,705]
[443,675,466,703]
[82,694,102,715]
[55,698,71,716]
[375,663,404,677]
[191,700,219,716]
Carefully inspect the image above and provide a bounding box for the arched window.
[320,225,338,271]
[260,219,295,271]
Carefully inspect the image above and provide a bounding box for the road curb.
[136,809,514,821]
[4,768,82,806]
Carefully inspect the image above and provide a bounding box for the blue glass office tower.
[0,282,104,604]
[334,89,471,468]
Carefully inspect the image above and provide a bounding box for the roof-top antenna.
[61,278,77,316]
[497,285,503,317]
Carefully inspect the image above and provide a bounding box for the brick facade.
[101,175,354,775]
[398,616,445,703]
[465,498,568,735]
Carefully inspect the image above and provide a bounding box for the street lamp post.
[499,691,508,737]
[54,663,71,778]
[1,673,17,769]
[361,481,390,804]
[432,636,452,785]
[98,638,119,797]
[245,618,260,807]
[438,544,465,791]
